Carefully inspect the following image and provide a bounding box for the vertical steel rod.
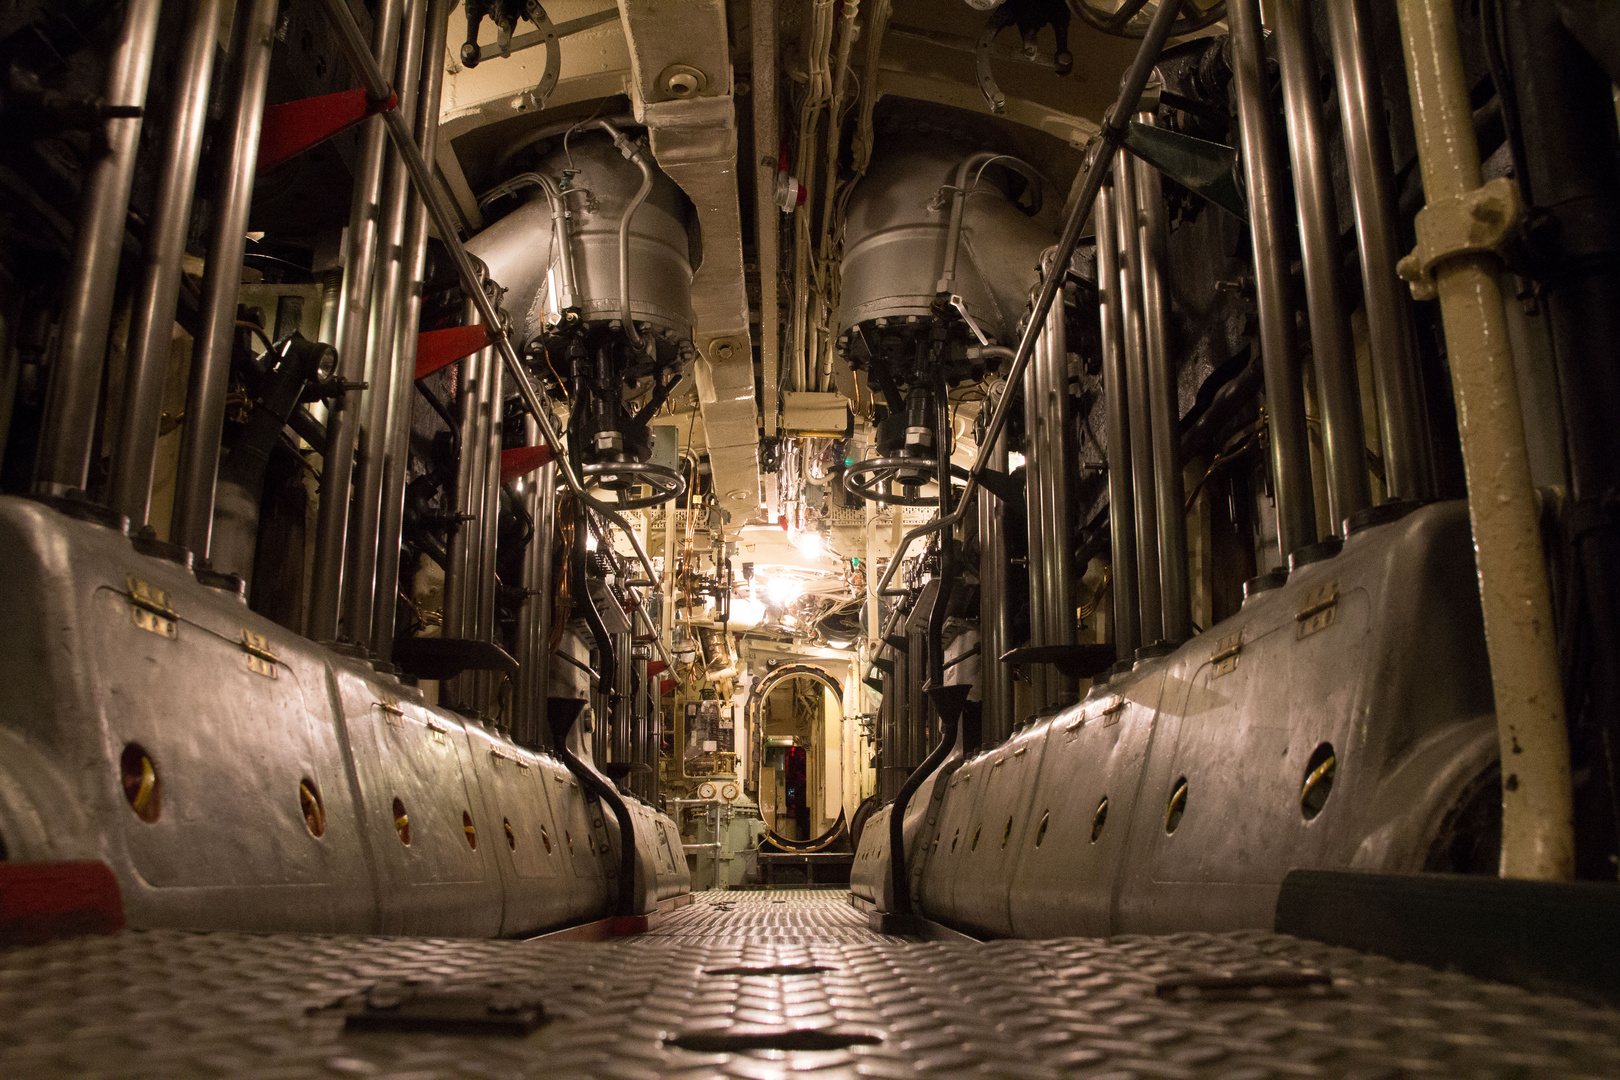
[109,0,225,527]
[1022,340,1050,709]
[35,0,163,499]
[171,0,280,558]
[1096,180,1140,657]
[308,0,404,641]
[1038,278,1078,705]
[976,387,1013,745]
[1134,127,1191,641]
[1324,0,1435,503]
[1230,0,1318,557]
[1116,152,1163,641]
[344,0,425,645]
[477,350,504,716]
[373,0,449,657]
[441,299,484,656]
[752,0,780,440]
[1275,0,1371,532]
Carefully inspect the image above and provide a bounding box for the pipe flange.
[657,63,708,99]
[580,460,686,510]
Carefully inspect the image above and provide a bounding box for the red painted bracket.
[647,659,668,677]
[659,677,678,695]
[499,445,553,486]
[414,325,492,381]
[258,87,398,172]
[0,861,124,946]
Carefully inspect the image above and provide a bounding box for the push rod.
[110,0,226,527]
[172,0,281,559]
[873,0,1186,602]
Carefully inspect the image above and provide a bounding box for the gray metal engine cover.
[0,497,689,934]
[854,501,1499,935]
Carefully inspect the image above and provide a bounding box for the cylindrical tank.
[466,132,694,349]
[836,142,1056,344]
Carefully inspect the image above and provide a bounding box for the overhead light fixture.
[765,576,803,605]
[792,531,823,559]
[730,597,764,627]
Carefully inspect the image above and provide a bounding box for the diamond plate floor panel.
[4,890,1620,1079]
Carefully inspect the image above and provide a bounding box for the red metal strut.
[258,87,398,172]
[414,324,492,381]
[499,445,553,485]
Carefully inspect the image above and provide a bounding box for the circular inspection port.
[1301,743,1337,820]
[504,818,517,851]
[540,824,553,854]
[1001,817,1013,848]
[565,829,575,854]
[969,825,982,851]
[299,779,326,838]
[120,744,162,823]
[1165,778,1189,834]
[1034,811,1050,848]
[950,828,960,853]
[463,810,478,850]
[392,797,411,845]
[1091,796,1109,843]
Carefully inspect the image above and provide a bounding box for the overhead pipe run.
[1273,0,1371,532]
[1393,0,1574,880]
[1228,0,1317,558]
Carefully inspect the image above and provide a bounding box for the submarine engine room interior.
[1,0,1619,1075]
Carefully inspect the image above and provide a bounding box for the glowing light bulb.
[792,531,823,559]
[766,576,803,605]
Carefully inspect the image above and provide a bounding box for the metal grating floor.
[3,889,1620,1078]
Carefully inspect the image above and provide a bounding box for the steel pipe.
[442,298,486,651]
[171,0,280,560]
[373,0,449,657]
[752,0,780,438]
[869,0,1186,604]
[1116,152,1163,641]
[1037,272,1077,705]
[477,345,504,652]
[1095,180,1140,657]
[1229,0,1317,557]
[308,0,404,642]
[1274,0,1371,532]
[597,120,653,352]
[1022,329,1051,708]
[976,385,1013,745]
[344,0,425,646]
[110,0,226,527]
[315,0,663,599]
[35,0,162,498]
[1324,0,1435,503]
[1133,130,1191,641]
[1395,0,1574,880]
[516,447,557,748]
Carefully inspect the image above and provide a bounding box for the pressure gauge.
[698,782,717,799]
[721,783,739,801]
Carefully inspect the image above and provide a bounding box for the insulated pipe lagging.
[597,120,652,352]
[1394,0,1574,880]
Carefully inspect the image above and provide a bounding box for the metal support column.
[36,0,162,498]
[1324,0,1435,503]
[373,0,449,657]
[1395,0,1574,879]
[1229,0,1317,557]
[308,0,404,641]
[476,347,504,717]
[1035,273,1078,705]
[1275,0,1371,532]
[1115,152,1162,641]
[171,0,280,559]
[976,385,1013,746]
[441,298,487,705]
[1133,127,1191,641]
[1022,342,1050,708]
[344,0,425,645]
[109,0,225,528]
[1095,179,1140,657]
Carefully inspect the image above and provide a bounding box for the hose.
[597,119,652,352]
